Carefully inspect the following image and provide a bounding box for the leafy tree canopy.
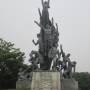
[0,38,25,89]
[73,72,90,90]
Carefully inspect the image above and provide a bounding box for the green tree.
[0,38,25,89]
[73,72,90,90]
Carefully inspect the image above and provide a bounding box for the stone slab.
[61,79,78,90]
[31,72,61,90]
[16,79,31,88]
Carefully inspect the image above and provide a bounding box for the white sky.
[0,0,90,72]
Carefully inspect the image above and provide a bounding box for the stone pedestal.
[61,79,78,90]
[16,79,31,88]
[31,71,61,90]
[16,72,78,90]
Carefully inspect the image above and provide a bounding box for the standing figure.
[34,21,52,55]
[41,0,50,27]
[48,47,60,70]
[29,50,44,70]
[60,45,71,78]
[66,60,77,78]
[32,33,44,53]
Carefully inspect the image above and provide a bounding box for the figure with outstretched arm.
[38,8,41,18]
[56,23,58,31]
[41,0,44,8]
[32,34,41,46]
[32,40,38,46]
[41,0,50,9]
[34,20,51,32]
[34,21,45,30]
[48,0,50,7]
[60,45,65,58]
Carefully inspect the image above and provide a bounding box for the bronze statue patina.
[19,0,77,79]
[16,3,78,90]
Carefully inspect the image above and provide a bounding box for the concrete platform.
[16,79,31,88]
[31,72,61,90]
[61,79,78,90]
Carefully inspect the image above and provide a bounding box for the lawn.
[7,89,31,90]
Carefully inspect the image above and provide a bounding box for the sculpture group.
[18,0,77,80]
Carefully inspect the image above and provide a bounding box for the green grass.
[7,89,31,90]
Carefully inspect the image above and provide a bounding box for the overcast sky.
[0,0,89,72]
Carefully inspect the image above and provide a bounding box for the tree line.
[0,38,90,90]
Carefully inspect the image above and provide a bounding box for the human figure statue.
[51,23,59,47]
[42,0,50,9]
[18,68,26,80]
[73,61,77,73]
[60,45,68,70]
[49,46,61,70]
[66,60,77,78]
[41,0,51,27]
[18,66,33,81]
[29,51,39,70]
[34,21,51,34]
[55,23,59,37]
[60,45,71,78]
[29,50,44,70]
[32,34,41,46]
[51,56,57,71]
[60,45,77,78]
[48,47,59,59]
[34,21,53,55]
[51,53,62,71]
[32,33,44,53]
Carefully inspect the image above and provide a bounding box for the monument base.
[61,78,78,90]
[16,79,31,88]
[16,71,78,90]
[31,71,61,90]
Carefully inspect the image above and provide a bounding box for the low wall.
[16,79,31,88]
[61,79,78,90]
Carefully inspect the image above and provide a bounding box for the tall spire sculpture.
[17,1,78,89]
[31,0,59,70]
[29,0,77,78]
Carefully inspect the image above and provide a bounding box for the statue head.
[42,0,50,9]
[66,53,71,57]
[44,1,50,8]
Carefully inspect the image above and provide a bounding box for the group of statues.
[32,0,59,70]
[28,45,76,79]
[18,0,77,80]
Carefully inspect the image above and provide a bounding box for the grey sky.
[0,0,89,72]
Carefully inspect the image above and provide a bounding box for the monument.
[16,0,78,90]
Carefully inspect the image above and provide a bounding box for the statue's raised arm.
[38,8,41,18]
[51,17,54,25]
[56,23,58,31]
[34,21,41,27]
[34,20,45,30]
[41,0,50,9]
[60,45,65,57]
[41,0,44,8]
[48,0,50,8]
[60,45,63,53]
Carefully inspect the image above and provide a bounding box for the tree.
[0,38,25,89]
[73,72,90,90]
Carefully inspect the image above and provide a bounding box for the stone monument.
[16,0,78,90]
